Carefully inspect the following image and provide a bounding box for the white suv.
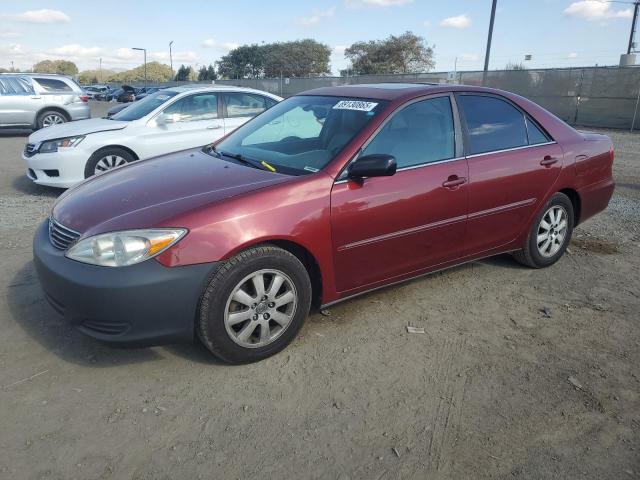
[22,85,281,188]
[0,74,90,129]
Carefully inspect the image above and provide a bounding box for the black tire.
[198,245,312,364]
[84,147,135,179]
[36,110,68,129]
[513,192,574,268]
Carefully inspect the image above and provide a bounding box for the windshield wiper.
[218,151,270,172]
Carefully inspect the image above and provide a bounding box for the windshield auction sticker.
[333,100,378,112]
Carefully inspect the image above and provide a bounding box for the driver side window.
[362,96,455,169]
[163,93,218,122]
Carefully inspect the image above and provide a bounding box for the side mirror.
[348,154,397,181]
[156,112,179,125]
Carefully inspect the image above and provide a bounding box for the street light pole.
[628,1,640,54]
[132,47,147,90]
[169,41,174,84]
[482,0,498,86]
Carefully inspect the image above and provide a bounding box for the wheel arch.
[558,187,582,225]
[91,145,140,161]
[35,106,70,126]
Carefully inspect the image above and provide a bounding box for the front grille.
[48,218,81,250]
[24,143,39,157]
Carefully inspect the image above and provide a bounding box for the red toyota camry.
[34,84,615,363]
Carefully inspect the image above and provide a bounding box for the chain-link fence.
[111,66,640,130]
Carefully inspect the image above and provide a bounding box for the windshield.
[111,90,178,121]
[212,95,388,175]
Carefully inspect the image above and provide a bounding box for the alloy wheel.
[94,155,128,175]
[41,113,66,127]
[224,269,297,348]
[536,205,568,258]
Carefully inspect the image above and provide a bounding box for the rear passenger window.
[362,96,455,169]
[526,118,550,145]
[458,95,527,155]
[0,76,34,95]
[225,93,267,118]
[34,78,73,92]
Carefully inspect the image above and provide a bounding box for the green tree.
[345,31,434,75]
[197,64,217,81]
[107,62,173,83]
[33,59,79,75]
[262,39,331,77]
[175,64,191,82]
[78,69,117,84]
[217,44,264,79]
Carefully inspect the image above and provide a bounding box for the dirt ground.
[0,102,638,479]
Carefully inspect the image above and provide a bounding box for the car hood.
[29,118,128,142]
[52,148,293,235]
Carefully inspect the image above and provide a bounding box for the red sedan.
[34,84,615,363]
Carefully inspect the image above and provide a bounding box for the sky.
[0,0,636,74]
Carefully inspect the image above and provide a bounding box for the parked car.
[32,84,615,363]
[104,88,123,102]
[83,85,110,100]
[0,74,90,129]
[135,87,161,100]
[22,85,281,187]
[105,102,130,118]
[116,85,138,103]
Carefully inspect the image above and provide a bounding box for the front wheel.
[84,147,135,178]
[198,245,312,364]
[513,192,574,268]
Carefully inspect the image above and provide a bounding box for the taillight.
[79,95,89,103]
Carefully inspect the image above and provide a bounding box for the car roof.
[298,83,503,101]
[164,84,282,98]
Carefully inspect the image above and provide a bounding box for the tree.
[174,64,191,82]
[33,59,78,75]
[107,62,173,83]
[505,62,527,70]
[78,69,117,84]
[345,31,434,75]
[198,64,217,81]
[217,40,331,79]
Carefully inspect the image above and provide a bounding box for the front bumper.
[22,147,88,188]
[33,220,219,346]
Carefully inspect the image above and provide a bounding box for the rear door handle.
[442,176,467,189]
[207,124,222,130]
[540,155,558,167]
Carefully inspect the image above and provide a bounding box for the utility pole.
[628,1,640,54]
[482,0,498,86]
[169,41,174,84]
[132,47,147,90]
[99,58,102,83]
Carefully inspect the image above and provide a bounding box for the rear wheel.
[198,245,312,364]
[84,147,135,178]
[37,110,68,129]
[514,192,574,268]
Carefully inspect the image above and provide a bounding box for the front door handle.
[540,155,558,167]
[207,124,222,130]
[442,175,467,189]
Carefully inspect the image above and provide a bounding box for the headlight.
[39,136,85,154]
[66,229,186,267]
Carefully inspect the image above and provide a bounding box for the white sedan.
[22,85,282,188]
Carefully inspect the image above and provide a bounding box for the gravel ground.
[0,103,638,479]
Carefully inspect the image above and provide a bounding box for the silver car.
[0,74,91,129]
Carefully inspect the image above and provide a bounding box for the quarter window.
[34,78,73,92]
[163,93,218,122]
[362,96,455,169]
[225,93,268,118]
[526,117,550,145]
[458,95,528,155]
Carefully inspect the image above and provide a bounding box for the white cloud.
[346,0,412,8]
[202,38,216,48]
[440,14,471,28]
[201,38,237,51]
[423,20,431,27]
[221,42,239,52]
[10,9,71,24]
[297,7,336,26]
[0,31,21,39]
[333,45,347,56]
[150,50,198,62]
[0,43,27,56]
[567,52,578,59]
[458,53,480,62]
[50,44,104,57]
[564,1,632,20]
